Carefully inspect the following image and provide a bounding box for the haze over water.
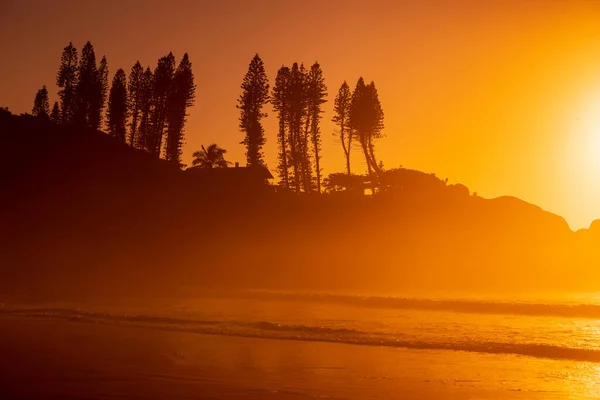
[4,290,600,399]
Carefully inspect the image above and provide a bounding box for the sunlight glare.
[574,94,600,183]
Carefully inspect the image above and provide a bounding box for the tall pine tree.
[238,54,270,167]
[127,61,143,147]
[287,62,307,193]
[298,63,313,193]
[56,42,78,124]
[107,68,128,143]
[137,67,154,151]
[364,81,384,173]
[349,78,384,175]
[147,52,175,156]
[165,53,195,165]
[50,101,61,123]
[306,62,327,193]
[272,66,291,188]
[32,85,50,118]
[332,81,353,175]
[89,55,109,131]
[74,41,98,128]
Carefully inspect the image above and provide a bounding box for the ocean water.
[3,290,600,399]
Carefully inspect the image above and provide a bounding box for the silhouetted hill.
[1,111,597,299]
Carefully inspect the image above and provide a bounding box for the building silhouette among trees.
[185,163,274,193]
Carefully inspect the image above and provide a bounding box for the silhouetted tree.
[56,42,78,124]
[74,41,98,128]
[349,78,384,176]
[192,144,230,168]
[137,67,154,150]
[147,52,175,156]
[127,61,143,146]
[332,81,353,175]
[287,62,307,193]
[298,63,313,193]
[238,54,269,167]
[271,61,328,193]
[107,68,128,143]
[32,86,50,119]
[306,62,327,193]
[364,81,384,174]
[165,53,195,165]
[50,101,61,123]
[272,66,291,188]
[89,55,108,131]
[349,78,366,171]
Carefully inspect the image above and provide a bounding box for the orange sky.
[2,0,600,229]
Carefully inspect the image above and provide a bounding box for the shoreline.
[0,316,581,400]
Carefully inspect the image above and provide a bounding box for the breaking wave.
[3,306,600,363]
[224,290,600,319]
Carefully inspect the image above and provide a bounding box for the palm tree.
[191,144,231,168]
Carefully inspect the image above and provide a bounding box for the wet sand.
[0,316,583,399]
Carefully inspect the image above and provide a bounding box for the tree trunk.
[129,106,139,147]
[367,135,380,174]
[346,132,352,176]
[291,122,300,194]
[314,138,321,194]
[361,139,372,174]
[280,119,289,189]
[302,114,312,193]
[361,138,377,194]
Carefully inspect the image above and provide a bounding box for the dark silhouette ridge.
[1,111,598,301]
